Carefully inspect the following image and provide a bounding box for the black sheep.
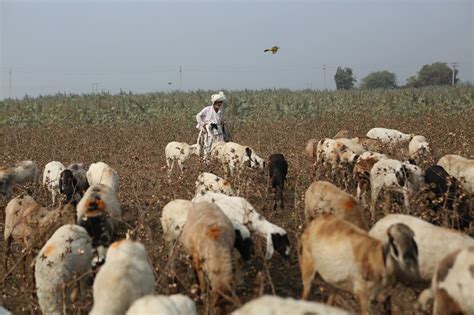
[268,153,288,210]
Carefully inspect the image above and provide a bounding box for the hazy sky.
[0,0,472,99]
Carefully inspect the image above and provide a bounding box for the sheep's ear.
[245,147,252,158]
[408,159,417,165]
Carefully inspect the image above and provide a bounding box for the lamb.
[160,199,253,260]
[437,154,474,193]
[369,214,474,284]
[42,161,66,205]
[35,224,92,315]
[90,239,155,315]
[165,141,201,175]
[409,135,431,163]
[370,158,424,219]
[421,246,474,315]
[304,180,368,230]
[192,192,290,260]
[268,153,288,210]
[125,294,197,315]
[366,127,414,145]
[180,202,235,306]
[76,184,122,263]
[232,295,349,315]
[353,151,388,206]
[86,161,119,193]
[424,165,471,229]
[195,172,235,196]
[300,213,418,315]
[221,141,265,176]
[4,195,76,277]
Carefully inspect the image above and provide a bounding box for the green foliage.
[0,87,472,127]
[406,62,458,87]
[360,71,397,90]
[334,67,357,90]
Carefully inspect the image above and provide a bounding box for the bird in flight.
[264,46,280,54]
[168,82,172,85]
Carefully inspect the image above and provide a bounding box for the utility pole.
[179,66,182,90]
[450,62,458,86]
[9,68,12,99]
[92,82,99,93]
[323,64,326,90]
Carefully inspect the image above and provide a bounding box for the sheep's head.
[0,170,13,199]
[383,223,419,279]
[270,232,291,259]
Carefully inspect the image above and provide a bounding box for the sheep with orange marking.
[437,154,474,193]
[125,294,197,315]
[90,240,155,315]
[4,195,76,279]
[304,180,368,230]
[76,184,121,265]
[43,161,66,205]
[353,151,388,206]
[34,224,93,315]
[316,138,360,177]
[299,213,419,315]
[195,172,235,196]
[180,201,235,306]
[86,161,119,193]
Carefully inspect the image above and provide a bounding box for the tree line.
[334,62,463,90]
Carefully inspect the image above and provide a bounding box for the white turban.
[211,91,226,104]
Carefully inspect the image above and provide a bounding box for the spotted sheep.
[125,294,197,315]
[353,151,388,206]
[195,172,235,196]
[366,127,414,145]
[316,138,360,176]
[192,192,290,260]
[34,224,92,315]
[76,184,122,265]
[408,135,431,163]
[160,199,253,261]
[180,202,235,306]
[369,214,474,284]
[220,141,265,176]
[43,161,66,205]
[165,141,201,175]
[4,195,76,279]
[299,213,418,315]
[268,153,288,210]
[232,295,350,315]
[418,246,474,315]
[90,240,155,315]
[210,140,226,160]
[304,180,368,230]
[369,158,424,219]
[437,154,474,193]
[86,161,119,193]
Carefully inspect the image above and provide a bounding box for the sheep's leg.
[300,248,317,300]
[370,185,382,221]
[354,283,370,315]
[167,160,174,177]
[383,190,391,216]
[192,255,206,294]
[402,189,411,214]
[326,286,338,305]
[3,236,11,274]
[52,191,56,206]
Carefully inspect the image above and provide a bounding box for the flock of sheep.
[0,126,473,315]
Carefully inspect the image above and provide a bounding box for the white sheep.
[221,141,265,176]
[12,160,39,185]
[423,246,474,314]
[408,135,431,162]
[353,151,388,206]
[35,224,92,315]
[366,127,414,145]
[43,161,66,205]
[165,141,201,175]
[304,180,368,230]
[192,192,290,260]
[437,154,474,193]
[90,239,155,315]
[160,198,253,260]
[300,213,419,315]
[232,295,350,315]
[369,214,474,283]
[333,137,366,155]
[195,172,235,196]
[180,201,235,305]
[86,161,119,193]
[370,158,424,218]
[125,294,197,315]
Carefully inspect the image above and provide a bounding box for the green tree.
[360,70,397,90]
[406,62,458,87]
[334,67,356,90]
